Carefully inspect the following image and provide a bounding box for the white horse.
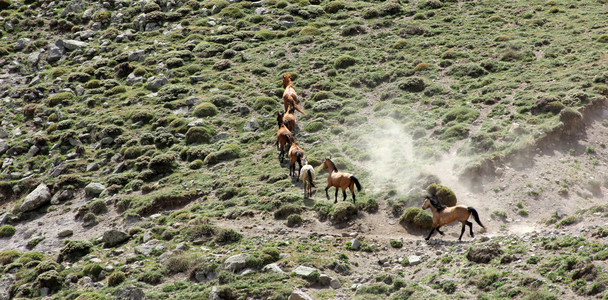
[299,158,315,198]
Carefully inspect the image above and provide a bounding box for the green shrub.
[154,132,177,148]
[37,270,63,291]
[47,92,75,107]
[305,121,324,132]
[16,251,44,264]
[390,240,403,248]
[299,26,320,36]
[185,126,214,144]
[88,199,108,215]
[324,0,345,13]
[274,204,302,219]
[139,269,165,285]
[447,63,487,78]
[85,80,102,89]
[397,77,425,92]
[426,184,457,206]
[189,160,204,169]
[0,225,15,238]
[123,146,143,159]
[399,207,432,229]
[83,263,103,278]
[148,153,176,174]
[219,6,244,18]
[68,72,92,83]
[0,0,11,10]
[210,95,233,108]
[0,250,20,265]
[214,228,242,244]
[204,144,240,165]
[331,202,358,222]
[108,271,126,287]
[58,240,93,262]
[442,107,480,124]
[253,96,276,110]
[93,10,111,22]
[159,84,189,102]
[193,102,218,117]
[334,55,356,69]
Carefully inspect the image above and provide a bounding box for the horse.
[275,115,291,163]
[300,158,315,198]
[282,101,297,132]
[287,134,305,180]
[421,196,485,241]
[282,74,305,114]
[322,157,362,204]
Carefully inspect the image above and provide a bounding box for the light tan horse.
[287,134,305,179]
[282,74,304,114]
[422,196,485,241]
[300,158,315,198]
[322,158,362,204]
[275,111,291,163]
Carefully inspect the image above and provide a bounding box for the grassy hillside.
[1,0,608,299]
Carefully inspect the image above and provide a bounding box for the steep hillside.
[1,0,608,299]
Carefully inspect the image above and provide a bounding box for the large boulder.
[19,183,51,212]
[85,183,106,198]
[62,40,88,51]
[288,290,314,300]
[222,253,252,272]
[103,230,129,248]
[114,285,147,300]
[466,243,503,263]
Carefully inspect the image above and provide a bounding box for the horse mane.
[428,196,446,212]
[283,74,293,88]
[327,158,338,172]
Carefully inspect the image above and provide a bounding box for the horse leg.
[342,189,347,202]
[436,226,444,235]
[334,188,339,203]
[350,184,355,204]
[325,186,330,199]
[425,227,435,240]
[467,221,474,238]
[458,222,466,241]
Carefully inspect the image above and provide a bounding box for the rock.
[239,106,250,116]
[212,132,229,142]
[255,7,270,15]
[103,230,130,248]
[85,182,106,197]
[407,255,422,265]
[47,45,64,62]
[243,118,259,132]
[48,162,66,177]
[62,39,88,50]
[330,277,342,289]
[194,270,217,282]
[60,0,86,17]
[57,230,73,238]
[0,274,15,300]
[134,240,165,256]
[19,183,51,212]
[222,253,252,272]
[50,189,74,205]
[86,162,100,172]
[466,243,503,264]
[0,212,11,226]
[146,76,169,91]
[14,38,30,51]
[209,286,221,300]
[126,73,143,86]
[187,119,205,128]
[114,285,148,300]
[128,50,146,62]
[262,263,284,273]
[0,140,8,155]
[318,274,331,286]
[288,290,313,300]
[293,266,317,278]
[27,51,42,68]
[350,238,361,250]
[190,76,205,84]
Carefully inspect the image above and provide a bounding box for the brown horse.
[287,134,305,180]
[300,158,315,198]
[282,74,304,114]
[322,158,362,204]
[421,196,485,241]
[282,101,297,132]
[276,112,291,163]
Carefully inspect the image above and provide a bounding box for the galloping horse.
[276,112,291,163]
[322,158,362,204]
[300,158,315,198]
[287,134,305,179]
[421,196,485,241]
[282,74,304,114]
[282,101,297,132]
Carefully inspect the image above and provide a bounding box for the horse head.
[288,133,296,144]
[421,196,431,210]
[282,74,292,88]
[277,111,284,127]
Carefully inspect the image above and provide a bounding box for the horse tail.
[294,102,305,114]
[350,176,362,192]
[468,207,485,228]
[296,152,302,166]
[307,169,315,187]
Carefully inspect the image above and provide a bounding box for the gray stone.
[0,140,8,155]
[27,51,42,67]
[146,76,169,91]
[293,266,317,278]
[350,238,361,250]
[239,106,250,116]
[14,38,30,51]
[255,7,270,15]
[330,277,342,289]
[60,0,86,17]
[63,39,88,50]
[187,119,205,128]
[408,255,422,265]
[209,286,221,300]
[212,132,229,142]
[126,73,143,86]
[128,50,146,62]
[0,212,10,226]
[103,230,130,247]
[190,76,205,84]
[47,46,64,62]
[50,189,74,205]
[222,253,252,272]
[0,129,7,138]
[134,240,164,256]
[194,270,217,282]
[49,162,66,177]
[0,274,15,300]
[318,274,331,286]
[75,85,85,96]
[114,285,148,300]
[19,183,51,212]
[243,118,259,132]
[262,263,284,273]
[288,290,313,300]
[85,182,106,197]
[100,137,114,145]
[86,162,100,172]
[57,229,73,238]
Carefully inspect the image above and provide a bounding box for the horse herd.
[272,74,484,241]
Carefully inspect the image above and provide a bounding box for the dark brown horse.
[282,74,304,114]
[287,134,305,180]
[275,112,291,163]
[322,158,362,204]
[422,196,485,241]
